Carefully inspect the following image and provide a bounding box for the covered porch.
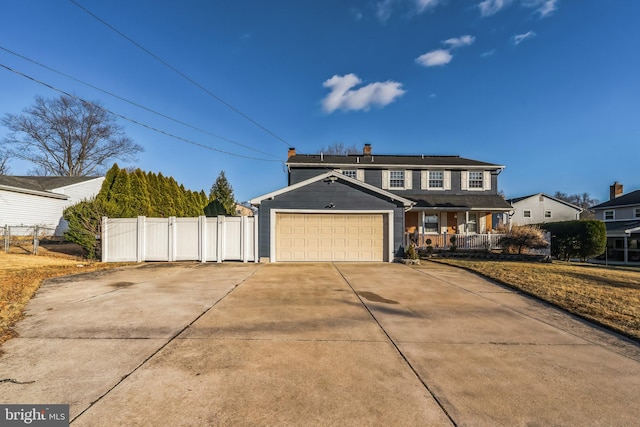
[404,209,507,250]
[402,193,512,251]
[602,221,640,263]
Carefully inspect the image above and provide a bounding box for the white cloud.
[321,74,406,113]
[524,0,558,17]
[415,49,453,67]
[481,49,496,57]
[513,30,536,45]
[376,0,395,23]
[415,0,443,13]
[480,0,558,17]
[443,35,476,49]
[479,0,512,16]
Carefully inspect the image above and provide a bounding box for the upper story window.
[428,171,443,188]
[635,208,640,218]
[469,171,484,189]
[604,210,614,220]
[382,170,412,190]
[341,169,357,179]
[461,170,490,191]
[523,210,532,218]
[544,210,552,218]
[389,171,405,188]
[421,170,450,190]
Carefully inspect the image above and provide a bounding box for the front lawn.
[432,259,640,341]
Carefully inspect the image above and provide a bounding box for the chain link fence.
[2,225,58,255]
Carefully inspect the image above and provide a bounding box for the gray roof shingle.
[405,194,512,210]
[593,190,640,209]
[0,176,99,192]
[287,154,503,168]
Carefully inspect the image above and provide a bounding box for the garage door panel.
[276,213,386,262]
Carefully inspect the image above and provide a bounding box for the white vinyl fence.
[102,216,258,263]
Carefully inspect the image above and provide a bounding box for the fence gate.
[101,216,258,263]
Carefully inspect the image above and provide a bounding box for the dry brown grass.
[434,259,640,341]
[0,250,129,346]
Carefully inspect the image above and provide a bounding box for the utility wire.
[69,0,292,148]
[0,62,283,163]
[0,45,280,160]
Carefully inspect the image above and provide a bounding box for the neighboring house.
[0,175,105,235]
[507,193,582,226]
[250,144,512,262]
[592,182,640,263]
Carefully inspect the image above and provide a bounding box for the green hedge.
[540,220,606,261]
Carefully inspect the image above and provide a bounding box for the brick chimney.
[288,147,296,158]
[610,181,623,200]
[363,143,372,157]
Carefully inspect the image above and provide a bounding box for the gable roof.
[0,175,102,199]
[287,154,503,169]
[506,193,583,211]
[250,171,415,207]
[592,189,640,209]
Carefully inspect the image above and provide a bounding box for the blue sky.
[1,1,639,204]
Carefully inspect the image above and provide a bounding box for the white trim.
[444,170,451,190]
[0,184,69,200]
[483,171,491,191]
[461,171,468,190]
[250,170,414,207]
[356,169,365,182]
[270,209,395,263]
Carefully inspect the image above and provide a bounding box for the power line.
[0,45,280,160]
[69,0,292,148]
[0,62,283,164]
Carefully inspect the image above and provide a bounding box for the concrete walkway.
[0,262,638,426]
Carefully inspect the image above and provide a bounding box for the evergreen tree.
[209,171,236,216]
[130,168,152,216]
[98,163,120,203]
[109,169,134,217]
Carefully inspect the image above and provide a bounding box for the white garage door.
[275,213,386,262]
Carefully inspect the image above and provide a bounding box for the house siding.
[257,179,406,259]
[0,177,104,235]
[596,206,640,221]
[510,195,581,225]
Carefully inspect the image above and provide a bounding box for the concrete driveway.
[1,262,639,426]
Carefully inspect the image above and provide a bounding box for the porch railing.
[409,233,506,251]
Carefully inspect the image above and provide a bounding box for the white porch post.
[465,211,469,235]
[624,235,629,263]
[421,211,425,248]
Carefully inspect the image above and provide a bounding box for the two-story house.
[250,144,511,262]
[592,182,640,263]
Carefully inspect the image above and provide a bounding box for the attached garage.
[275,212,387,262]
[250,171,414,263]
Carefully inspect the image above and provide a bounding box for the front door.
[447,212,457,234]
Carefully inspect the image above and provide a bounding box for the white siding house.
[507,193,582,226]
[0,176,104,235]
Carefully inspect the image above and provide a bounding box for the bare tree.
[2,95,143,176]
[0,150,9,174]
[553,191,599,209]
[316,142,359,155]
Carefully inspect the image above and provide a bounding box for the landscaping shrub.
[499,225,548,255]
